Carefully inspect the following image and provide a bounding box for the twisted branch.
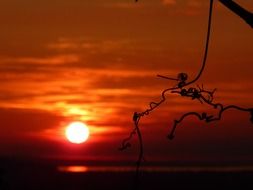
[120,0,253,187]
[168,87,253,139]
[120,0,214,159]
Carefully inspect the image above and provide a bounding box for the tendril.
[120,1,253,188]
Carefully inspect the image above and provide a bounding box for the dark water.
[1,158,253,190]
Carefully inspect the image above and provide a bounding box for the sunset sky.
[0,0,252,163]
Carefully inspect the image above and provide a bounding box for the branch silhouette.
[120,0,253,186]
[168,86,253,139]
[120,0,214,166]
[135,0,253,27]
[219,0,253,28]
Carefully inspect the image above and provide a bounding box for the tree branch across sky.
[135,0,253,28]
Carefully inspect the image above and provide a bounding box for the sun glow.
[65,121,89,144]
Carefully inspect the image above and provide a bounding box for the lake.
[1,158,253,190]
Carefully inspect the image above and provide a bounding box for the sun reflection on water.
[57,165,253,173]
[58,165,88,173]
[57,165,135,173]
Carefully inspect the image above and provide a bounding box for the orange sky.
[0,0,252,163]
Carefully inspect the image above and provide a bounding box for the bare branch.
[219,0,253,28]
[121,0,253,187]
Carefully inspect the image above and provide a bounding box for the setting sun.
[65,121,90,144]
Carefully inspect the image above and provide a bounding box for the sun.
[65,121,90,144]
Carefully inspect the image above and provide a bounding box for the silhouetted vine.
[119,0,253,187]
[168,86,253,139]
[120,0,214,171]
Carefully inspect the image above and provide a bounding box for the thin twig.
[120,0,253,188]
[120,0,214,154]
[168,88,253,138]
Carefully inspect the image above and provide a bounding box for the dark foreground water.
[1,158,253,190]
